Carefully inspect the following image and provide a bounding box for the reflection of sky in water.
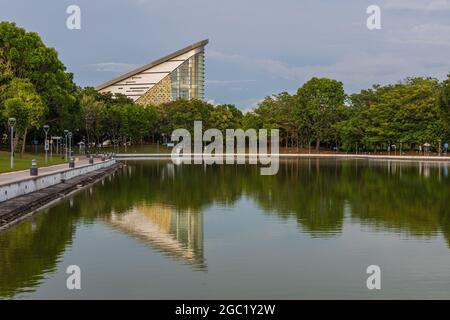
[0,159,449,299]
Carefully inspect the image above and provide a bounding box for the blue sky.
[1,0,450,110]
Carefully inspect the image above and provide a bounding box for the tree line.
[250,76,450,152]
[1,21,449,154]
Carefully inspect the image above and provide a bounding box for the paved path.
[0,158,99,186]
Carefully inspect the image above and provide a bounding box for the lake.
[0,158,449,299]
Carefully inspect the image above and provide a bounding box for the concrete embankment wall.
[0,159,116,203]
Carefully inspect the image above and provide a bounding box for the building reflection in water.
[106,204,206,270]
[1,158,449,298]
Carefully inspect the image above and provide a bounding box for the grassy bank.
[98,144,447,157]
[0,151,66,173]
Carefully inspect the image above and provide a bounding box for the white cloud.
[230,87,248,92]
[206,99,218,106]
[206,79,256,85]
[384,0,450,11]
[208,50,304,81]
[208,48,450,93]
[241,107,254,114]
[392,24,450,47]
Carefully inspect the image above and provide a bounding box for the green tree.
[0,78,45,154]
[142,104,161,144]
[252,92,298,148]
[439,74,450,142]
[162,99,214,136]
[337,88,377,151]
[242,111,262,131]
[0,22,78,131]
[211,104,243,132]
[295,77,346,151]
[79,91,106,148]
[348,78,443,152]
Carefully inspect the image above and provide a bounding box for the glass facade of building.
[96,40,208,105]
[170,51,205,101]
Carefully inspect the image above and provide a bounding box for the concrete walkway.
[0,161,121,230]
[0,158,98,186]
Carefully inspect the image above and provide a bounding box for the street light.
[43,124,50,165]
[8,117,16,170]
[68,131,73,158]
[64,130,69,161]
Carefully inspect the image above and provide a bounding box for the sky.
[1,0,450,110]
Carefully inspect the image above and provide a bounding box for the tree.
[0,22,78,131]
[143,104,162,143]
[242,111,262,131]
[295,77,345,151]
[0,78,45,154]
[440,74,450,142]
[79,92,106,148]
[346,78,443,152]
[253,92,297,148]
[211,104,243,133]
[126,105,152,144]
[93,90,138,148]
[337,88,378,151]
[162,99,214,136]
[103,103,123,149]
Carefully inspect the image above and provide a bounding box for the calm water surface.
[0,159,449,299]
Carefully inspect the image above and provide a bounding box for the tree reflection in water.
[0,158,449,297]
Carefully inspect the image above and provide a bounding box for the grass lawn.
[0,150,67,173]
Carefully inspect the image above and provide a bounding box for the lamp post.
[68,132,73,158]
[43,124,50,165]
[64,130,69,161]
[8,117,16,170]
